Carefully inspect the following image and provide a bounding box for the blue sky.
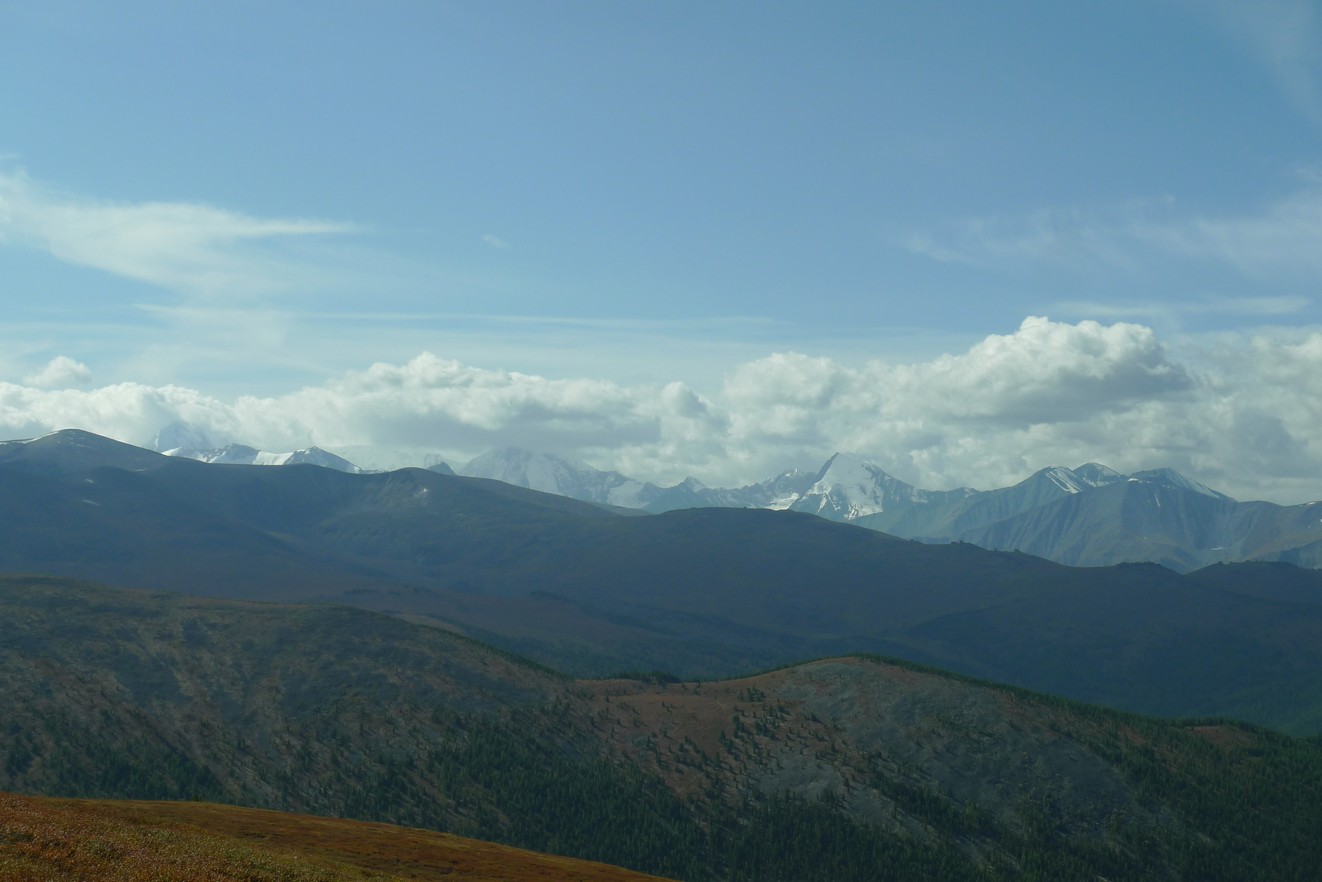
[3,1,1322,501]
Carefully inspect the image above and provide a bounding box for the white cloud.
[481,233,510,249]
[0,166,358,301]
[23,356,92,389]
[3,317,1322,503]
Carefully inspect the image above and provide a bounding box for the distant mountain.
[449,446,1322,572]
[912,467,1322,572]
[459,447,659,507]
[6,429,1322,734]
[775,452,978,521]
[148,419,216,453]
[162,441,364,472]
[144,419,366,472]
[5,575,1322,882]
[134,428,1322,572]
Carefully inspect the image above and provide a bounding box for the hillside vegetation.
[0,792,674,881]
[3,576,1322,881]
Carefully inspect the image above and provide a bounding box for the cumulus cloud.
[23,356,92,389]
[0,166,357,300]
[3,317,1322,503]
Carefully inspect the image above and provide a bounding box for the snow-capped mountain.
[146,421,363,474]
[129,423,1318,571]
[1128,468,1231,501]
[164,443,363,473]
[772,452,962,520]
[444,447,1297,571]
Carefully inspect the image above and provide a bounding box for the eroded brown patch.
[1186,725,1256,751]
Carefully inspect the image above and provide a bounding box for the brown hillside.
[0,792,675,882]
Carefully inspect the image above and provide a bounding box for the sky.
[2,1,1322,503]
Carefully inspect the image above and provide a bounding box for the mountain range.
[6,428,1322,734]
[456,447,1322,572]
[142,426,1322,572]
[7,429,1322,879]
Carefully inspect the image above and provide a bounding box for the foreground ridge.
[0,791,675,881]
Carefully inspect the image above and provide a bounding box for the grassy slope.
[0,792,673,882]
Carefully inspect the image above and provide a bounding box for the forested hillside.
[3,576,1321,881]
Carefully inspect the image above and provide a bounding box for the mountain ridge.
[5,430,1322,733]
[4,574,1322,881]
[36,425,1316,571]
[452,445,1322,571]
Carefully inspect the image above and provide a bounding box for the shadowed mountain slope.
[4,430,1322,732]
[3,576,1322,882]
[454,445,1322,571]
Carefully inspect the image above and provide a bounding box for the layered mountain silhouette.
[5,429,1322,733]
[143,423,1322,572]
[458,447,1322,571]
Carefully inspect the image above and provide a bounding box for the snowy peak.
[739,452,925,521]
[1036,466,1097,495]
[1014,464,1128,502]
[1128,468,1232,501]
[794,452,918,520]
[1073,462,1124,487]
[164,443,363,473]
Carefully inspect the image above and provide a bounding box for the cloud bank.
[3,316,1321,504]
